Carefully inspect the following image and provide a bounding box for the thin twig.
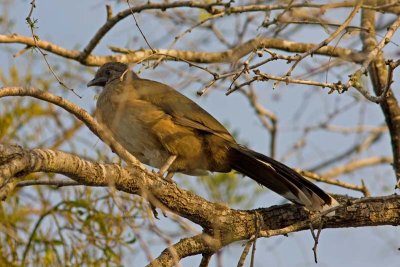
[25,0,80,97]
[226,69,348,95]
[153,12,225,68]
[281,0,364,79]
[126,0,155,52]
[250,212,262,267]
[298,169,371,196]
[309,221,324,263]
[237,239,253,267]
[347,16,400,103]
[21,201,65,266]
[309,128,385,172]
[109,191,155,263]
[106,5,113,20]
[13,45,31,58]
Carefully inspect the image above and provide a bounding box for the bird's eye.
[105,70,111,76]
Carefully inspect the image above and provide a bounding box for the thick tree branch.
[0,144,399,266]
[361,2,400,182]
[0,34,365,66]
[147,234,218,267]
[110,37,365,64]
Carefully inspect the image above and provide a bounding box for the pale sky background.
[1,1,399,266]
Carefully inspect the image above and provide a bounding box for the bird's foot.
[150,203,159,219]
[162,172,176,184]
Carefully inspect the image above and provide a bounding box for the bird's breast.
[96,90,170,168]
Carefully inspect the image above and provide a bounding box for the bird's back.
[96,72,235,174]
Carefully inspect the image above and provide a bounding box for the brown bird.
[88,62,338,211]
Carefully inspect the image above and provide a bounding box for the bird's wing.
[131,78,235,142]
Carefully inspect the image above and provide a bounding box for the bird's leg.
[164,172,175,182]
[158,155,177,177]
[149,156,177,218]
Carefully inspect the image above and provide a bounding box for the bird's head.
[87,62,129,87]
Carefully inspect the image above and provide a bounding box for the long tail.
[229,145,338,211]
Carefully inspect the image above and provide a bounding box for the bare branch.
[347,16,400,103]
[25,0,78,97]
[321,156,392,178]
[78,1,225,62]
[126,0,155,52]
[298,169,371,196]
[282,0,364,78]
[237,240,253,267]
[309,128,385,172]
[0,34,364,66]
[1,144,400,266]
[361,3,400,182]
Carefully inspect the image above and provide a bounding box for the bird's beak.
[87,77,108,87]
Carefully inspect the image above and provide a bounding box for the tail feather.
[229,146,338,211]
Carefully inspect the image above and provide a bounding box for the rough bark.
[361,1,400,182]
[1,144,399,266]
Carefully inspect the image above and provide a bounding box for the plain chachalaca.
[87,62,338,211]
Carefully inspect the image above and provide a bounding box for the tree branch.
[0,34,364,66]
[360,2,400,183]
[0,144,399,266]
